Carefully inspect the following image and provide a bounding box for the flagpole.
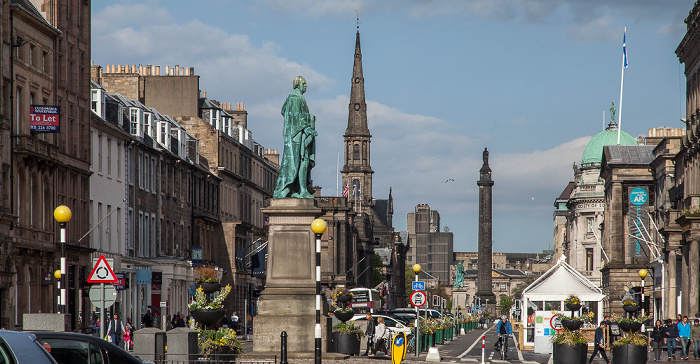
[617,27,627,145]
[336,151,339,197]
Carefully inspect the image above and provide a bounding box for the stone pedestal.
[22,313,70,332]
[166,327,198,361]
[133,327,165,362]
[253,198,331,353]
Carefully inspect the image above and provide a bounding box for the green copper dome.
[581,122,637,168]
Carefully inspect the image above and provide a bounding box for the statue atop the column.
[453,260,465,288]
[273,76,317,199]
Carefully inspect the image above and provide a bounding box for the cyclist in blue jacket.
[495,316,513,358]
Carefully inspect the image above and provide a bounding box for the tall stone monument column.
[253,198,330,353]
[476,148,496,312]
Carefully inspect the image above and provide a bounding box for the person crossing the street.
[107,313,125,348]
[588,321,611,364]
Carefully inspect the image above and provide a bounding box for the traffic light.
[433,295,439,307]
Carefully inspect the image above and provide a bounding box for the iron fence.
[152,353,277,364]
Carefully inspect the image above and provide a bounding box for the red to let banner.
[30,105,60,133]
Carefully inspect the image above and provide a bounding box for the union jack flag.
[342,182,349,197]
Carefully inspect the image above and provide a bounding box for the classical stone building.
[599,144,656,317]
[0,0,91,330]
[566,116,638,288]
[649,131,683,319]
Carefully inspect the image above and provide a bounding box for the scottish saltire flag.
[623,29,628,68]
[342,182,349,197]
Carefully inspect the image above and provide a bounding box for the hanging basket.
[196,281,222,294]
[191,308,225,326]
[334,309,354,322]
[565,303,581,312]
[337,294,352,303]
[561,319,583,331]
[623,304,640,313]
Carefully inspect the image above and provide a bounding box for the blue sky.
[91,0,693,253]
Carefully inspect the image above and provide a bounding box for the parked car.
[0,330,57,364]
[32,332,154,364]
[348,314,413,353]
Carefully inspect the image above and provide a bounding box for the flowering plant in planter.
[621,299,638,307]
[611,331,647,347]
[332,321,363,340]
[564,295,581,305]
[551,327,587,345]
[194,266,219,283]
[188,285,232,311]
[198,327,242,355]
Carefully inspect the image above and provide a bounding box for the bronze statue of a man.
[273,76,317,198]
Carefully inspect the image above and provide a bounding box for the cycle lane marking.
[456,327,494,359]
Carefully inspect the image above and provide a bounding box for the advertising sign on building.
[628,186,649,262]
[30,105,60,132]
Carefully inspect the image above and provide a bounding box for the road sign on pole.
[87,255,118,283]
[410,290,427,307]
[412,281,425,291]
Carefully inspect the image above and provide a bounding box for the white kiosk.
[521,257,604,354]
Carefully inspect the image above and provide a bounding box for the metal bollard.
[280,331,288,364]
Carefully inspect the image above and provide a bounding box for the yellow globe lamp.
[311,218,327,234]
[639,269,648,279]
[412,264,421,274]
[54,270,61,279]
[53,205,72,223]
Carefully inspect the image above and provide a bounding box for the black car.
[0,330,57,364]
[32,332,152,364]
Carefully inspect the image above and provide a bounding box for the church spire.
[342,18,373,209]
[346,28,370,135]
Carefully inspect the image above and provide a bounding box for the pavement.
[240,327,700,363]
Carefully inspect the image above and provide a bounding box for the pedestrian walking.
[691,318,700,360]
[678,316,691,360]
[107,313,125,348]
[370,317,388,356]
[362,312,376,356]
[665,318,680,360]
[650,320,664,361]
[588,321,610,364]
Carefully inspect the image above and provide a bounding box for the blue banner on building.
[252,246,267,277]
[628,186,649,262]
[135,269,152,284]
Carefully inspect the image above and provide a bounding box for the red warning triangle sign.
[87,255,118,283]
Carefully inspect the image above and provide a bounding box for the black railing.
[152,353,276,364]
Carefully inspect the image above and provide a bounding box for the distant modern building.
[406,204,453,286]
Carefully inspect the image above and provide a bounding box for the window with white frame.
[151,215,156,256]
[144,112,153,137]
[211,109,219,129]
[223,117,230,135]
[151,157,157,193]
[138,152,144,189]
[158,121,170,148]
[139,212,144,256]
[106,139,112,177]
[144,213,150,257]
[129,108,141,136]
[144,155,150,192]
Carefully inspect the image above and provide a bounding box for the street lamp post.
[639,269,648,318]
[413,264,421,357]
[311,219,327,364]
[54,205,72,314]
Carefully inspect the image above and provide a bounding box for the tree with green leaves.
[498,295,513,317]
[373,253,384,286]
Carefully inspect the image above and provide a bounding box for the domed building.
[565,113,637,287]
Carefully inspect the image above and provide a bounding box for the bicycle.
[496,333,509,360]
[406,333,416,353]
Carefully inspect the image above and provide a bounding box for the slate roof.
[603,145,656,165]
[11,0,58,32]
[557,182,574,201]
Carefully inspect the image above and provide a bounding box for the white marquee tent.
[521,256,605,347]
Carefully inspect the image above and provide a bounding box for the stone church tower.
[341,29,374,211]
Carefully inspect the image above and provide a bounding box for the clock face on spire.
[354,103,361,111]
[354,77,360,83]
